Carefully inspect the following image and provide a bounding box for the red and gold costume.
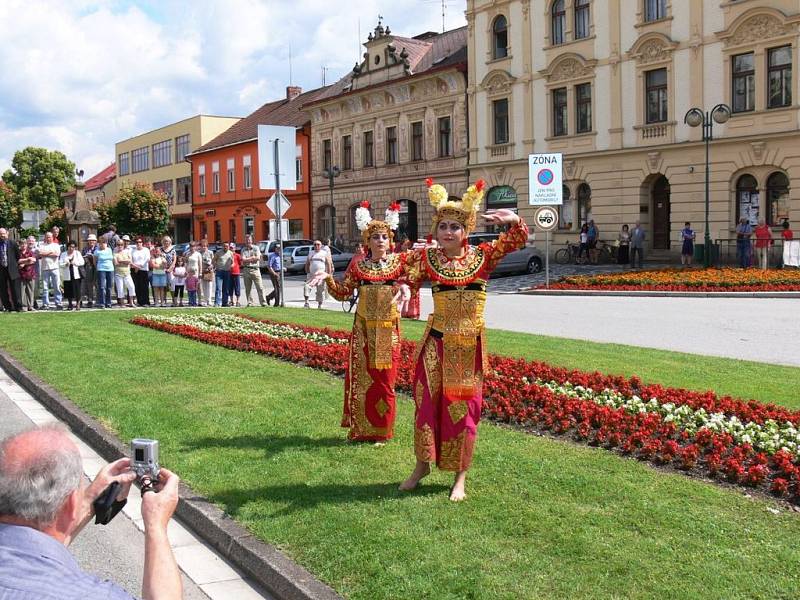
[404,179,528,471]
[324,201,405,441]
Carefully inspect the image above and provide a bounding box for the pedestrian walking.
[304,240,332,309]
[754,219,773,271]
[240,236,266,307]
[736,217,753,268]
[630,221,646,268]
[266,244,282,307]
[680,222,696,267]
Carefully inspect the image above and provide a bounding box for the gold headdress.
[355,200,400,248]
[426,178,485,236]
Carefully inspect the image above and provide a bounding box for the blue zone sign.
[528,153,563,206]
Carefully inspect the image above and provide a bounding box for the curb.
[0,349,342,600]
[518,289,800,298]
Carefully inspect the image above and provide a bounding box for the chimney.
[286,86,302,101]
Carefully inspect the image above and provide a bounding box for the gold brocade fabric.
[356,284,398,370]
[415,424,435,462]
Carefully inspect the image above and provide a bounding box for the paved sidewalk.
[0,367,271,600]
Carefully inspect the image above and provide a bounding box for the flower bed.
[543,267,800,292]
[132,312,800,501]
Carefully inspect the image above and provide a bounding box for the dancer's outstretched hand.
[482,209,520,226]
[393,283,411,313]
[309,271,329,288]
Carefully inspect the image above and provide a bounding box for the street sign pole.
[533,205,558,289]
[272,138,285,307]
[546,230,550,288]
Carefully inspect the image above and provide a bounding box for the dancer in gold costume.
[399,179,528,500]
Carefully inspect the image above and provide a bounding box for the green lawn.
[1,309,799,600]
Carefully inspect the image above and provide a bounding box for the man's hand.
[73,458,137,537]
[141,467,180,532]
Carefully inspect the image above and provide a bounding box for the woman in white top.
[303,240,333,308]
[113,239,136,307]
[130,238,151,306]
[59,241,85,310]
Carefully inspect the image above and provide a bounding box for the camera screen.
[134,448,145,462]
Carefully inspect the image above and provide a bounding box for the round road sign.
[533,206,559,231]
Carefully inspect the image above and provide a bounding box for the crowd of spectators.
[0,227,281,312]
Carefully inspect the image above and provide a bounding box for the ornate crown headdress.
[355,200,400,248]
[426,177,485,236]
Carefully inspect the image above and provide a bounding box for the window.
[575,0,590,39]
[212,161,220,194]
[645,68,668,123]
[363,131,374,167]
[243,155,252,189]
[176,176,191,204]
[559,185,573,230]
[201,220,208,239]
[227,158,235,192]
[295,145,302,182]
[175,134,190,162]
[317,205,336,241]
[198,165,206,196]
[768,46,792,109]
[766,172,790,226]
[492,15,508,59]
[551,0,566,45]
[411,122,424,161]
[578,183,592,223]
[152,140,172,168]
[244,216,255,237]
[118,152,129,176]
[493,99,509,144]
[732,53,755,113]
[289,219,304,239]
[736,174,759,224]
[438,117,451,157]
[342,135,352,170]
[386,126,398,164]
[576,83,592,133]
[644,0,666,22]
[214,220,221,242]
[153,180,173,202]
[553,88,568,136]
[229,219,236,241]
[323,139,332,171]
[131,147,149,173]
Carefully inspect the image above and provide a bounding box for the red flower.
[425,178,434,188]
[475,179,485,192]
[360,200,371,209]
[389,202,401,212]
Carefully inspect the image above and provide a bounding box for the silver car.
[283,245,356,274]
[467,232,543,275]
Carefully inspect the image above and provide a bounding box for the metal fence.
[712,238,791,268]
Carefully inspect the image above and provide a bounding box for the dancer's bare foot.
[449,471,467,502]
[399,460,430,491]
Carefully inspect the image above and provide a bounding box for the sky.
[0,0,466,178]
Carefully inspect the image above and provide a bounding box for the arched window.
[578,183,592,224]
[766,172,790,226]
[348,203,361,245]
[397,199,418,242]
[575,0,590,39]
[317,204,336,242]
[559,185,573,230]
[492,15,508,60]
[735,174,758,225]
[551,0,566,45]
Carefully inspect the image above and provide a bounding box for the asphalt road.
[275,274,800,367]
[0,386,209,600]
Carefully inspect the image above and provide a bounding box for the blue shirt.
[0,523,136,600]
[268,253,282,272]
[94,248,114,272]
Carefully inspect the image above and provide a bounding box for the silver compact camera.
[131,439,160,487]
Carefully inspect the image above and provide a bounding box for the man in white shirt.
[38,232,62,309]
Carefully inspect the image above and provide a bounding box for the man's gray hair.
[0,424,83,526]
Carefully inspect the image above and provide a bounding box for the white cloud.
[0,0,466,178]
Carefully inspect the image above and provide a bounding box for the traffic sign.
[533,206,559,231]
[258,124,297,191]
[528,153,563,205]
[266,192,291,218]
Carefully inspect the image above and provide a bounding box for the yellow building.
[466,0,799,259]
[115,115,240,242]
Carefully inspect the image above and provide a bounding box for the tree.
[112,183,170,239]
[2,147,76,213]
[94,202,115,233]
[0,182,22,229]
[40,208,66,236]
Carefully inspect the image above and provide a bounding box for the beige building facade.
[467,0,800,256]
[306,22,469,247]
[115,115,240,242]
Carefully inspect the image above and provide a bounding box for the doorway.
[651,175,671,249]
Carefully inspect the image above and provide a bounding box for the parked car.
[467,232,543,275]
[173,242,190,257]
[283,245,355,274]
[257,239,313,270]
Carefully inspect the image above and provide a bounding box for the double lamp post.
[683,103,731,268]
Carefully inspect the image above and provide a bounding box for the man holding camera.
[0,425,183,600]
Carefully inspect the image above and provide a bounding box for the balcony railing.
[641,123,668,139]
[488,143,512,157]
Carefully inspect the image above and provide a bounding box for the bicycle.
[554,242,587,265]
[342,288,358,313]
[596,241,616,264]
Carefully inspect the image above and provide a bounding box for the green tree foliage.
[112,183,169,238]
[2,147,76,213]
[94,202,115,233]
[40,208,66,235]
[0,182,22,229]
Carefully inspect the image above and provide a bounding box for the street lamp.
[322,166,340,239]
[683,103,731,268]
